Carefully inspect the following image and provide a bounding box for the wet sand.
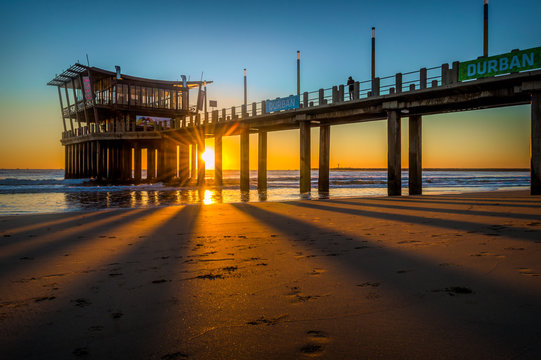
[0,190,540,359]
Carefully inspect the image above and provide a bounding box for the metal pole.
[371,27,376,80]
[297,50,300,96]
[243,68,247,106]
[483,0,488,57]
[204,80,207,114]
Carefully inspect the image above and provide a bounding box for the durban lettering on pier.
[459,47,541,81]
[266,95,300,113]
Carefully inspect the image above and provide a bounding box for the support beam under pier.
[532,92,541,195]
[409,115,422,195]
[240,128,250,192]
[387,110,401,196]
[258,130,267,193]
[178,142,190,185]
[197,137,206,185]
[300,121,311,195]
[318,124,330,194]
[134,145,142,182]
[147,147,155,181]
[190,143,197,182]
[215,134,223,186]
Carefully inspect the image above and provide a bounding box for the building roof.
[47,63,211,89]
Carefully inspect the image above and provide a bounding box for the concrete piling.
[532,92,541,195]
[318,124,330,193]
[408,115,422,195]
[300,120,311,194]
[240,127,250,192]
[258,130,267,193]
[387,110,401,196]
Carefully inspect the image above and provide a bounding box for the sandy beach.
[0,190,540,359]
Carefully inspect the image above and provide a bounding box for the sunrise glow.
[201,149,215,170]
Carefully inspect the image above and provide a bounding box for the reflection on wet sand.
[64,187,229,210]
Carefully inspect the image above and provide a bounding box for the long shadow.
[322,197,541,221]
[288,200,541,243]
[0,209,120,243]
[0,207,160,279]
[232,203,541,356]
[4,205,201,360]
[375,196,541,209]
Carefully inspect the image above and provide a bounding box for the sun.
[201,148,215,169]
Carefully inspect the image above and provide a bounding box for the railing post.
[303,92,309,108]
[231,106,236,120]
[332,86,338,103]
[261,101,266,114]
[241,104,247,119]
[252,102,257,116]
[319,89,325,105]
[353,82,360,100]
[450,61,460,84]
[372,77,380,96]
[212,110,218,123]
[222,108,226,122]
[441,63,449,85]
[338,85,344,102]
[420,68,427,89]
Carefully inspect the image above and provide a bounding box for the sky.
[0,0,540,169]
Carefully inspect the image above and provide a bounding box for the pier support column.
[300,120,311,194]
[122,142,131,181]
[532,92,541,195]
[318,124,331,194]
[76,143,81,178]
[387,110,402,196]
[64,146,68,179]
[95,142,103,180]
[86,142,91,178]
[258,130,267,193]
[240,127,250,192]
[134,145,142,182]
[215,134,223,186]
[147,147,155,181]
[178,142,190,185]
[191,143,197,182]
[107,144,114,180]
[162,140,176,181]
[197,136,206,185]
[156,144,165,181]
[409,115,422,195]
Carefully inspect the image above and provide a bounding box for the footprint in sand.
[518,268,539,277]
[310,268,326,276]
[300,330,330,357]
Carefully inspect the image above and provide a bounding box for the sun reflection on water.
[202,190,213,205]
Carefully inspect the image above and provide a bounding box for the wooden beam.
[64,83,74,131]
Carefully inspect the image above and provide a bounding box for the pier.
[49,49,541,196]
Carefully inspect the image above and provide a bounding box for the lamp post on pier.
[243,68,247,106]
[483,0,489,57]
[297,50,300,96]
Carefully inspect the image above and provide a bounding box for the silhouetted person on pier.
[347,76,355,100]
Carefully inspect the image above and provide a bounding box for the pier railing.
[196,63,452,124]
[62,62,460,139]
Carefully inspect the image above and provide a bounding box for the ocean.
[0,169,530,215]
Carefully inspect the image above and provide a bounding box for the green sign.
[458,46,541,81]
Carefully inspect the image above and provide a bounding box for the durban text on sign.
[458,47,541,81]
[266,95,299,113]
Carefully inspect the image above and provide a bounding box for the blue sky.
[0,0,540,168]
